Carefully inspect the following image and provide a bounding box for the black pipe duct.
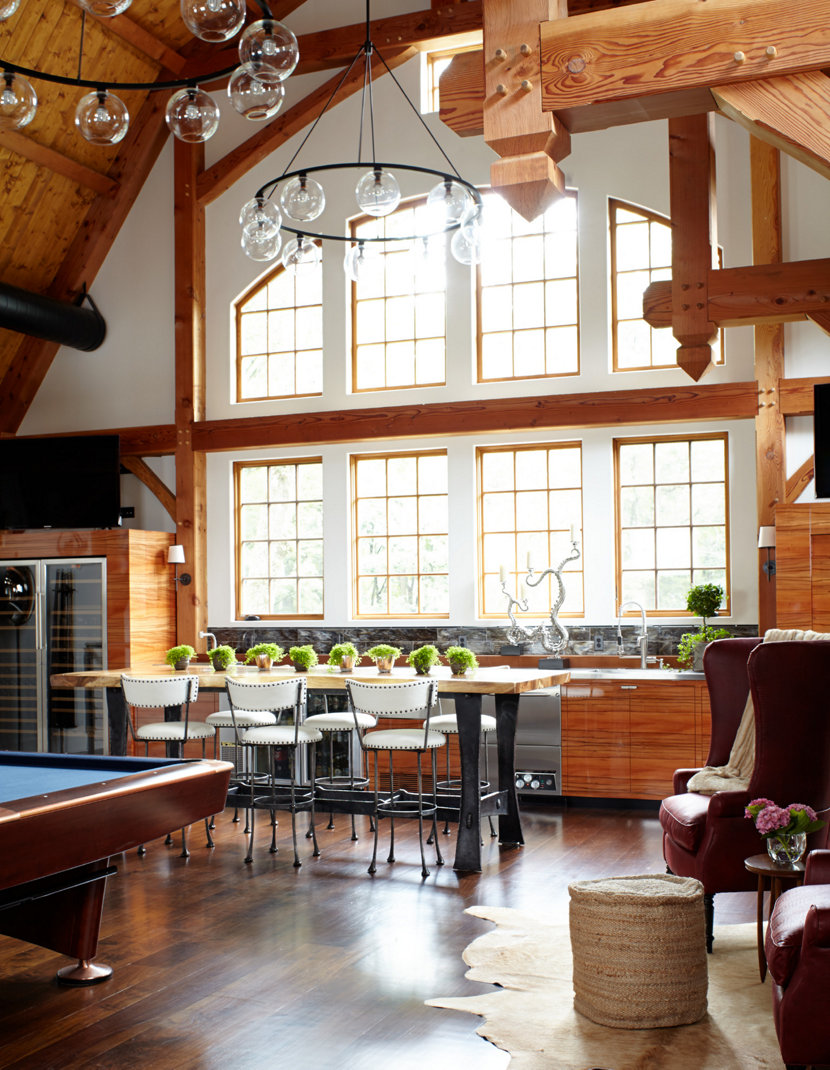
[0,282,106,352]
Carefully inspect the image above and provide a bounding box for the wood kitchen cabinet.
[562,676,709,800]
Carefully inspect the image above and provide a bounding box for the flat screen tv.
[816,384,830,499]
[0,435,121,530]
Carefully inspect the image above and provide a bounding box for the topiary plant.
[407,644,441,675]
[328,641,361,666]
[366,644,401,673]
[243,642,284,667]
[444,645,479,675]
[165,644,196,669]
[677,584,730,669]
[289,644,318,671]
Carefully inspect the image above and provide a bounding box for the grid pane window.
[610,199,723,370]
[478,190,579,382]
[477,444,584,617]
[352,201,446,392]
[352,450,449,617]
[615,434,729,614]
[236,459,324,619]
[235,258,323,401]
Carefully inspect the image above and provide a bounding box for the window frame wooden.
[234,254,324,404]
[234,456,325,621]
[476,441,584,619]
[475,188,580,385]
[350,447,450,619]
[612,431,731,618]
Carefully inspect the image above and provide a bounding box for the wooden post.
[751,138,785,634]
[173,139,208,650]
[668,114,718,381]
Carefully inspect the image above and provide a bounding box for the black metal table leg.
[105,687,127,756]
[453,692,482,872]
[494,692,523,848]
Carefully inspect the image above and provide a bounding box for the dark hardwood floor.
[0,800,756,1069]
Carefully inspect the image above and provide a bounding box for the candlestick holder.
[501,539,581,653]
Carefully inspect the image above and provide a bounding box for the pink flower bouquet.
[745,798,825,837]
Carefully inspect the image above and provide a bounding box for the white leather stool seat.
[242,724,323,746]
[135,721,213,742]
[304,710,376,731]
[362,728,446,751]
[429,713,497,735]
[206,709,276,729]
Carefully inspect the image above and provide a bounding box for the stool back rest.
[345,678,438,747]
[120,675,199,741]
[225,676,307,743]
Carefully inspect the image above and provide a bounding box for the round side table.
[744,853,806,981]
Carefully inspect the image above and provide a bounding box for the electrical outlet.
[593,636,604,651]
[458,634,467,647]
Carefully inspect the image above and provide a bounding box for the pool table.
[0,751,231,985]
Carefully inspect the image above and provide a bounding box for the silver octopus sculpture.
[501,538,581,653]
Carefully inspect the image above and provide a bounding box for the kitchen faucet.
[617,600,650,669]
[200,630,217,651]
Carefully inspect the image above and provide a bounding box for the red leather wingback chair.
[660,639,830,951]
[766,849,830,1069]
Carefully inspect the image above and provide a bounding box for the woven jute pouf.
[568,873,708,1029]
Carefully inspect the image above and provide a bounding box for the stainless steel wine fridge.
[0,558,107,754]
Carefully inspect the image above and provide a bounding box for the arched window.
[610,199,723,371]
[234,254,323,402]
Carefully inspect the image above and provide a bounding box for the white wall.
[19,45,830,626]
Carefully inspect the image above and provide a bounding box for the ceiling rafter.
[0,129,119,196]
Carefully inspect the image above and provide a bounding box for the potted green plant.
[444,645,478,676]
[289,644,318,672]
[165,644,196,671]
[407,644,441,675]
[677,583,730,670]
[327,641,361,672]
[365,643,402,674]
[243,642,284,671]
[207,644,236,672]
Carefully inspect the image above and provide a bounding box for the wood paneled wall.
[774,503,830,631]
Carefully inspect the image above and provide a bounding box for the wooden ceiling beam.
[197,47,416,206]
[99,13,187,74]
[779,376,830,417]
[643,258,830,329]
[0,94,170,435]
[121,456,176,521]
[713,71,830,181]
[539,0,830,118]
[0,130,119,197]
[191,381,758,453]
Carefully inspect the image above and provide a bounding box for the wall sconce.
[758,526,776,579]
[168,544,191,587]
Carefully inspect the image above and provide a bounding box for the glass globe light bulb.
[180,0,244,42]
[343,242,383,285]
[238,196,281,236]
[450,225,481,266]
[0,71,37,130]
[165,86,219,143]
[355,168,401,217]
[227,63,285,120]
[279,174,325,223]
[0,0,21,20]
[426,179,472,228]
[281,236,320,275]
[460,202,483,241]
[74,89,129,145]
[77,0,132,15]
[241,228,281,262]
[238,19,299,80]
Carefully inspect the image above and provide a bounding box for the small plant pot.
[292,664,307,672]
[254,654,272,671]
[339,656,355,673]
[413,666,432,676]
[449,661,468,676]
[375,657,394,674]
[174,657,191,671]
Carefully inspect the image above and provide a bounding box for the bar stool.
[120,674,215,857]
[303,693,376,840]
[205,700,279,831]
[225,676,322,867]
[428,699,498,838]
[345,678,445,878]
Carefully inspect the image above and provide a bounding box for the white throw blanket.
[685,628,830,795]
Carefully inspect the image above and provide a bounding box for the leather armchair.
[660,639,830,951]
[766,850,830,1069]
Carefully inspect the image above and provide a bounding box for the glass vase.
[765,832,807,867]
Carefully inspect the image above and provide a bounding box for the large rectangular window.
[477,443,583,617]
[235,459,324,619]
[614,434,729,614]
[351,450,449,617]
